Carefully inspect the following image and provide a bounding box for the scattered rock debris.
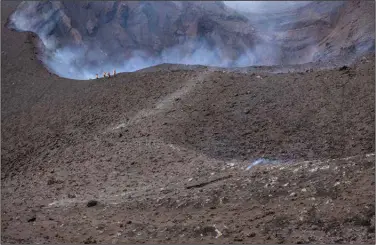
[87,200,98,207]
[186,175,233,189]
[27,216,36,222]
[339,65,349,71]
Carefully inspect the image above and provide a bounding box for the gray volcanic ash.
[1,1,375,244]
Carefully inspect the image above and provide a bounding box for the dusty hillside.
[1,1,375,244]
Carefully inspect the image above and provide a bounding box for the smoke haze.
[9,1,283,80]
[7,1,375,80]
[223,1,311,13]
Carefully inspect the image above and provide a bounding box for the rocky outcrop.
[244,0,375,64]
[6,1,375,79]
[7,2,270,65]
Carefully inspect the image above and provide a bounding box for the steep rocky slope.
[7,1,270,78]
[6,1,375,79]
[244,1,375,64]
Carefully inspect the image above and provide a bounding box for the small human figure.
[96,74,99,79]
[103,72,107,78]
[108,72,111,78]
[113,69,116,77]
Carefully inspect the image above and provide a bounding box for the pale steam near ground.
[223,1,311,13]
[9,2,283,81]
[9,1,362,80]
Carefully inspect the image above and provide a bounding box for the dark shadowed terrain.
[1,1,375,244]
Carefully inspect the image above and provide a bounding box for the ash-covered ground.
[1,1,375,244]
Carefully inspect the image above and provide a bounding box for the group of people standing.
[96,69,116,79]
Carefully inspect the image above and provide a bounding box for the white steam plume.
[7,1,374,80]
[223,1,311,13]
